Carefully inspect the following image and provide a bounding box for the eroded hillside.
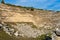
[0,3,60,40]
[0,3,60,28]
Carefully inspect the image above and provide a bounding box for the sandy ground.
[56,36,60,40]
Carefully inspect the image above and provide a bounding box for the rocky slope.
[0,3,60,28]
[0,3,60,40]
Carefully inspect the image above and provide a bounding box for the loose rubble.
[0,22,52,38]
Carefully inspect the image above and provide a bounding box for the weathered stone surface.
[0,3,60,40]
[0,4,59,28]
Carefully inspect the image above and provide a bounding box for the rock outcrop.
[0,3,60,40]
[0,3,60,28]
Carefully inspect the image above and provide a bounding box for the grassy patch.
[35,34,52,40]
[0,30,52,40]
[0,29,19,40]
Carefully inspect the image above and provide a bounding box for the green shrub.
[36,34,52,40]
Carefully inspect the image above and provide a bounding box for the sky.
[0,0,60,11]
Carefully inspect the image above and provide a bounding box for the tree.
[1,0,5,4]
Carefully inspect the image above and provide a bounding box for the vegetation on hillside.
[0,22,52,40]
[0,29,19,40]
[1,0,60,12]
[1,0,5,4]
[5,3,34,11]
[0,31,52,40]
[0,29,52,40]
